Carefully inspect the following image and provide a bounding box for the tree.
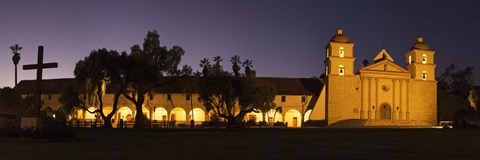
[58,83,85,120]
[468,88,480,112]
[123,30,184,128]
[438,63,474,98]
[198,55,275,128]
[362,59,369,68]
[0,87,21,114]
[73,49,127,128]
[10,44,22,86]
[253,85,276,125]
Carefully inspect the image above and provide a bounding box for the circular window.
[382,85,390,91]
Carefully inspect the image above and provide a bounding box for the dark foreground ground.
[0,128,479,160]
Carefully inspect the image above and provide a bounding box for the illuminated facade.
[308,29,437,126]
[16,78,322,128]
[15,29,437,127]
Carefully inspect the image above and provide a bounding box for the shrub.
[273,121,285,127]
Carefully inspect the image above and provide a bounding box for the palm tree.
[10,44,22,86]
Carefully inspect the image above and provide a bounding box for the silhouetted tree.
[74,49,127,128]
[231,55,241,77]
[0,87,21,114]
[58,84,83,118]
[438,63,474,98]
[10,44,22,86]
[198,55,275,128]
[362,59,369,67]
[123,30,184,128]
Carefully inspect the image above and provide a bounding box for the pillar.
[375,78,379,120]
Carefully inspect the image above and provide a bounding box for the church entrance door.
[380,104,391,120]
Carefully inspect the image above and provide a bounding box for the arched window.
[339,47,344,57]
[384,64,387,71]
[339,65,345,76]
[408,55,412,64]
[422,54,427,64]
[422,71,427,80]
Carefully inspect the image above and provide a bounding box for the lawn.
[0,128,478,160]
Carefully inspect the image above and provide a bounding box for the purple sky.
[1,0,479,88]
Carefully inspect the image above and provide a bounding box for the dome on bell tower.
[330,28,350,43]
[411,37,430,50]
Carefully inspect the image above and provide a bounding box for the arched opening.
[72,107,84,120]
[339,47,345,57]
[101,107,113,117]
[153,107,168,121]
[170,107,186,121]
[189,108,206,122]
[304,109,312,122]
[380,103,392,120]
[84,107,96,120]
[422,70,427,80]
[267,109,283,124]
[117,107,133,121]
[339,64,345,76]
[245,111,264,122]
[142,106,150,120]
[285,109,301,127]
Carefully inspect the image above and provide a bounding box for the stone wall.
[327,75,361,124]
[408,80,437,125]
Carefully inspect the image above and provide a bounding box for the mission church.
[15,29,437,127]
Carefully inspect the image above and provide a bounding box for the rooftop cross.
[23,46,58,116]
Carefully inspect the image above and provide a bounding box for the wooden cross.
[23,46,58,116]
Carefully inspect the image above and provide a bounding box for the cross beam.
[22,46,58,116]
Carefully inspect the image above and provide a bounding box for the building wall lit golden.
[309,29,437,126]
[15,29,437,127]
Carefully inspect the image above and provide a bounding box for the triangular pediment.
[361,59,408,73]
[373,49,394,63]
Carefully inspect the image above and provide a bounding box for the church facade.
[15,29,437,127]
[309,29,437,126]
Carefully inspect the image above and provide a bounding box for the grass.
[0,128,478,160]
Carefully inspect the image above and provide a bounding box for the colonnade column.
[392,79,396,120]
[399,80,405,120]
[406,80,410,120]
[360,78,367,119]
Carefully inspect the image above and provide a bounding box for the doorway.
[380,104,392,120]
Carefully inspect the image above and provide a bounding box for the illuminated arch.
[285,109,301,127]
[153,107,168,121]
[84,107,96,119]
[189,108,206,122]
[245,111,264,122]
[422,54,427,64]
[339,47,345,57]
[339,64,345,76]
[170,107,186,121]
[102,107,113,116]
[267,109,283,123]
[422,70,427,80]
[117,107,133,121]
[304,109,312,122]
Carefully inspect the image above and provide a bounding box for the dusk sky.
[1,0,479,88]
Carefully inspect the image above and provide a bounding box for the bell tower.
[405,37,436,81]
[324,28,360,125]
[325,28,355,76]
